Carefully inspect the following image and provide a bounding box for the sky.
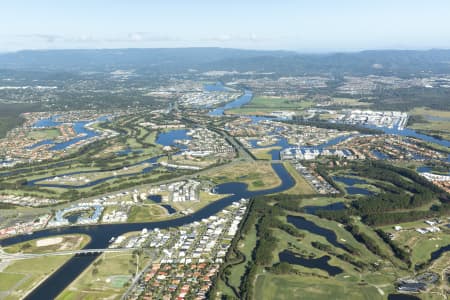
[1,0,450,52]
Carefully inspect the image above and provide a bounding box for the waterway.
[33,115,61,128]
[345,187,374,196]
[208,90,253,116]
[204,82,230,92]
[416,166,450,176]
[417,166,432,173]
[302,202,346,215]
[279,250,343,276]
[332,176,368,186]
[332,176,374,196]
[430,244,450,261]
[387,294,421,300]
[146,196,176,214]
[372,150,391,160]
[3,89,450,298]
[155,129,191,147]
[286,215,347,251]
[0,163,295,300]
[365,124,450,148]
[26,155,162,189]
[250,134,353,160]
[26,129,192,189]
[147,195,162,203]
[50,121,98,151]
[30,116,102,151]
[161,204,176,214]
[26,139,54,150]
[66,212,83,224]
[116,148,143,156]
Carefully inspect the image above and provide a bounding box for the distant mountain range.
[1,47,450,76]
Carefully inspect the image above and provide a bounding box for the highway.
[0,247,136,260]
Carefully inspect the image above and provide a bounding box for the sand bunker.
[36,237,63,247]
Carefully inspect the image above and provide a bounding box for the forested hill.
[1,48,450,76]
[0,48,293,72]
[206,49,450,76]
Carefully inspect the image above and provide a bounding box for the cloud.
[128,32,143,42]
[11,32,266,44]
[198,33,265,43]
[16,34,64,43]
[0,32,275,51]
[113,32,181,43]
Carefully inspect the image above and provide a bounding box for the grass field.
[254,273,385,300]
[0,255,73,300]
[121,191,227,224]
[27,128,61,140]
[410,121,450,140]
[380,220,450,266]
[225,95,313,116]
[282,162,316,195]
[0,273,25,292]
[409,107,450,140]
[411,234,450,265]
[0,234,90,298]
[21,165,172,197]
[37,163,153,186]
[203,161,281,191]
[226,107,286,115]
[252,214,402,299]
[229,223,258,292]
[216,197,406,299]
[214,161,449,299]
[281,214,384,263]
[127,204,168,222]
[57,251,148,300]
[4,234,90,254]
[250,146,280,160]
[350,219,403,265]
[410,107,450,119]
[161,154,217,168]
[245,96,313,109]
[299,196,348,207]
[330,97,372,107]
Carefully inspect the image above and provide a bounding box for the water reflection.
[287,215,347,251]
[279,250,343,276]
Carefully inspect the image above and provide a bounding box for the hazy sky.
[1,0,450,52]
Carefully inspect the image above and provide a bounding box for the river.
[364,124,450,148]
[208,90,253,116]
[3,88,450,298]
[0,163,295,299]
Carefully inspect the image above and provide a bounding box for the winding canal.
[2,88,450,298]
[25,129,191,189]
[0,163,295,299]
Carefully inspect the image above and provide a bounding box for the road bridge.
[0,247,137,260]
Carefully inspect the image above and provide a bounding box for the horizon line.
[1,46,450,55]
